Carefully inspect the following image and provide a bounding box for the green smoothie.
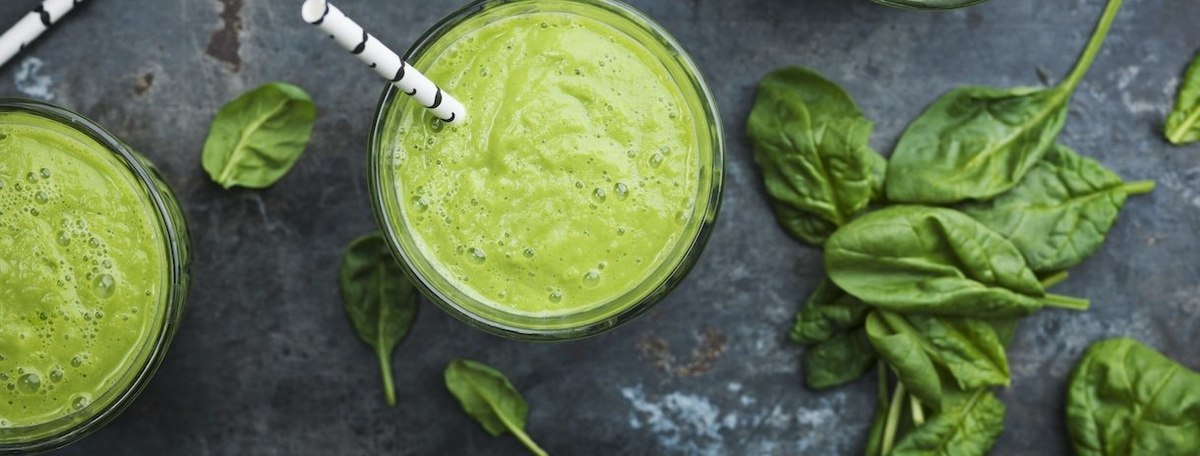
[377,0,720,330]
[0,110,167,442]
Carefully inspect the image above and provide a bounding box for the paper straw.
[301,0,466,124]
[0,0,84,68]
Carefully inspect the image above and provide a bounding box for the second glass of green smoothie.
[370,0,724,340]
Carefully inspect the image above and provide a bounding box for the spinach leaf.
[445,359,548,456]
[867,311,1009,411]
[890,388,1006,456]
[866,312,943,410]
[201,82,316,189]
[1166,52,1200,145]
[1067,338,1200,456]
[747,66,885,245]
[825,206,1089,318]
[803,328,877,390]
[960,144,1154,272]
[790,278,872,345]
[885,0,1123,204]
[339,232,419,406]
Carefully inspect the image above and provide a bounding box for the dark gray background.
[2,0,1196,454]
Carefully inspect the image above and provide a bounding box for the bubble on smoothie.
[17,372,40,393]
[548,290,564,303]
[523,248,535,258]
[649,152,664,168]
[25,172,37,183]
[70,393,90,410]
[582,270,601,287]
[592,187,607,203]
[614,182,629,199]
[48,367,64,383]
[467,247,486,264]
[411,196,430,212]
[93,273,116,298]
[34,191,49,204]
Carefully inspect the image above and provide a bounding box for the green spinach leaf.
[867,311,1009,411]
[445,359,548,456]
[747,66,885,245]
[1166,52,1200,145]
[803,328,876,390]
[866,312,943,410]
[339,232,419,406]
[1067,338,1200,456]
[790,278,872,345]
[202,82,316,189]
[825,206,1089,318]
[960,144,1154,272]
[885,0,1123,204]
[890,388,1007,456]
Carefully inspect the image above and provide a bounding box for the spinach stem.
[1122,180,1156,196]
[910,396,926,426]
[500,413,548,456]
[881,380,906,456]
[1039,271,1070,289]
[377,346,396,406]
[1168,109,1200,144]
[1061,0,1124,91]
[1043,293,1091,311]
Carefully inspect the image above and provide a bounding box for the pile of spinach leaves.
[748,0,1158,453]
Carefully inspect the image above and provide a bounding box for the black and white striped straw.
[301,0,467,124]
[0,0,85,68]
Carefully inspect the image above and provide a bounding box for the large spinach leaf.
[1166,52,1200,145]
[445,359,548,456]
[747,66,886,245]
[825,206,1088,318]
[339,232,419,406]
[960,144,1154,272]
[201,82,316,189]
[1067,338,1200,456]
[867,311,1009,411]
[890,388,1007,456]
[885,0,1123,204]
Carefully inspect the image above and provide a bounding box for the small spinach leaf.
[885,0,1123,204]
[339,232,419,406]
[825,206,1089,318]
[747,66,885,245]
[1166,52,1200,145]
[866,312,943,410]
[960,144,1154,272]
[890,388,1007,456]
[1067,338,1200,456]
[803,329,876,390]
[790,278,872,345]
[201,82,316,189]
[445,359,548,456]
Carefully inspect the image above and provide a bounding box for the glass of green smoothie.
[0,100,190,452]
[370,0,723,340]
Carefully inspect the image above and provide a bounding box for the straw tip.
[300,0,328,23]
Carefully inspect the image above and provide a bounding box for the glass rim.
[368,0,725,341]
[870,0,991,10]
[0,98,189,453]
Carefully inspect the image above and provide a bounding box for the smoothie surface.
[387,6,707,316]
[0,111,164,434]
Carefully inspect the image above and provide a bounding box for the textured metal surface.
[1,0,1196,454]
